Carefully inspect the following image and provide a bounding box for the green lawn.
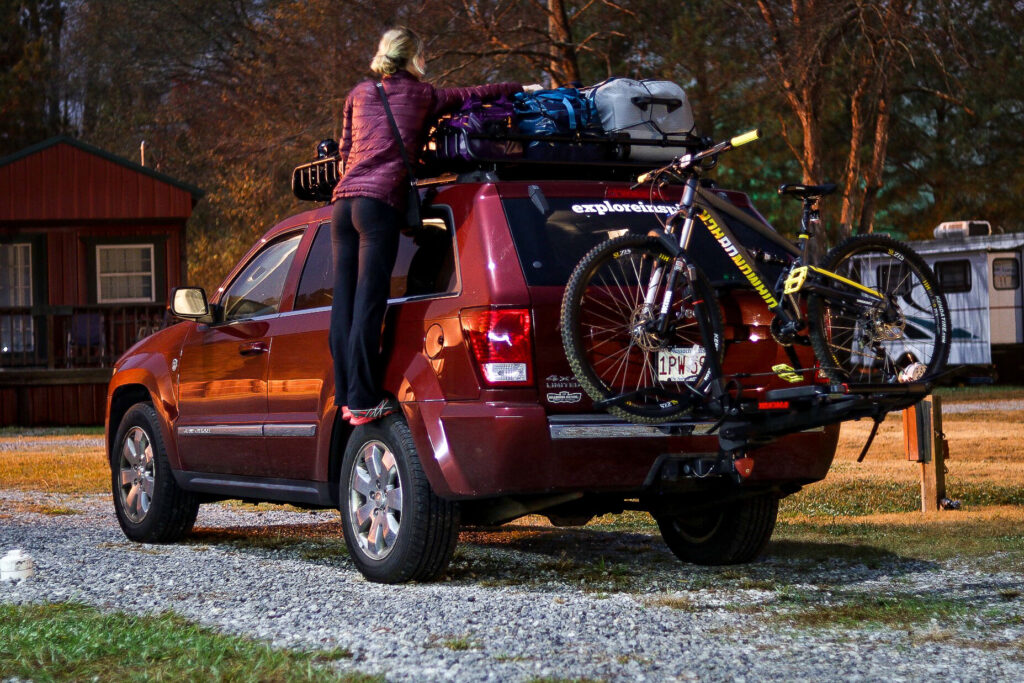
[0,602,377,683]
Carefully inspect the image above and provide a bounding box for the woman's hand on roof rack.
[523,83,544,93]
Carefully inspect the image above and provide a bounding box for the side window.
[221,233,302,322]
[935,259,971,294]
[390,217,458,300]
[993,258,1020,290]
[295,222,333,310]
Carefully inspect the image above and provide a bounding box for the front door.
[176,232,302,475]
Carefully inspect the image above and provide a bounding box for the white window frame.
[96,244,156,304]
[1,242,33,307]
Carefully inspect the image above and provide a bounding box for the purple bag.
[433,96,522,162]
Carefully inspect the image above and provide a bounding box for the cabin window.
[993,258,1020,290]
[97,244,155,303]
[935,259,971,293]
[0,243,34,353]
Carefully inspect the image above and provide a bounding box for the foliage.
[1,0,1020,287]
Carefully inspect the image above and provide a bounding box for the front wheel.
[807,235,951,384]
[560,235,724,423]
[339,416,460,583]
[111,403,199,542]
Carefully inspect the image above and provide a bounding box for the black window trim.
[934,258,972,294]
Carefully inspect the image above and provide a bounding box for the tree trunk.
[547,0,580,87]
[859,91,891,234]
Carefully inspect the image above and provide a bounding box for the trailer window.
[993,258,1020,290]
[935,260,971,293]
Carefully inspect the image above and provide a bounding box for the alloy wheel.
[117,426,155,523]
[347,440,404,560]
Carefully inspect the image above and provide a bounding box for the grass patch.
[646,594,698,611]
[773,508,1024,566]
[0,426,105,436]
[2,500,80,516]
[772,590,971,630]
[0,443,107,493]
[0,602,371,682]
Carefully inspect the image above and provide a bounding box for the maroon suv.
[106,172,839,583]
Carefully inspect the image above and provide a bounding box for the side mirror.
[171,287,211,321]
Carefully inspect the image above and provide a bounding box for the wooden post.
[902,396,947,512]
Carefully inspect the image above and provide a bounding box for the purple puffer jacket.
[332,70,522,207]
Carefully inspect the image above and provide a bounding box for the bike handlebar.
[635,128,761,185]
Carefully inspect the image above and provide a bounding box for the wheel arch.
[107,375,181,470]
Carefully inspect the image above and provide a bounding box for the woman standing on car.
[331,27,524,425]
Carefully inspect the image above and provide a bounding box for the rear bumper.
[404,401,839,499]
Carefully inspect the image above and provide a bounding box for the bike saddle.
[778,183,838,200]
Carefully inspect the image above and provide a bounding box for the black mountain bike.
[560,130,952,424]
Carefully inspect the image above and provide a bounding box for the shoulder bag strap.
[375,82,417,181]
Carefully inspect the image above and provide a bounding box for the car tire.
[655,493,778,565]
[111,402,199,542]
[339,415,460,583]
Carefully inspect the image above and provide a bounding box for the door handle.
[238,341,268,356]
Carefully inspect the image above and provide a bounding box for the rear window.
[501,190,790,287]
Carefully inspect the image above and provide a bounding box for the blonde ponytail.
[370,27,424,77]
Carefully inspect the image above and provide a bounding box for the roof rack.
[291,132,705,202]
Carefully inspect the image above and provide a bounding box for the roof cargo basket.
[292,156,339,202]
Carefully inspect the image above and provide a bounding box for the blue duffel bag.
[513,87,606,161]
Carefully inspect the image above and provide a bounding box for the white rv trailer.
[905,221,1024,380]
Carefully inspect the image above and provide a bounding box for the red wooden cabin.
[0,137,202,425]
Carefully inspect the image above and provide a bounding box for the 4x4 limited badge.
[547,391,583,404]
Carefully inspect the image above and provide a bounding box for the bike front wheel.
[807,235,951,384]
[561,235,724,423]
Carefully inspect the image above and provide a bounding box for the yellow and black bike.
[560,130,952,424]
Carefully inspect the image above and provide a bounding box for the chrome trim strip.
[548,416,823,440]
[549,421,718,440]
[263,423,317,438]
[177,425,264,437]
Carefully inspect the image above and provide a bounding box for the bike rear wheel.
[807,235,951,384]
[561,235,724,423]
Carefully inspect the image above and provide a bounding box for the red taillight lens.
[459,307,533,385]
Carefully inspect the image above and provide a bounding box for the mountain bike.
[560,130,952,424]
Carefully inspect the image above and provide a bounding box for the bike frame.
[661,175,887,337]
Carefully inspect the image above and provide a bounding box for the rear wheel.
[807,235,951,384]
[561,235,724,423]
[339,415,460,583]
[655,493,778,565]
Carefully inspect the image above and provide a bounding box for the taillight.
[459,307,533,385]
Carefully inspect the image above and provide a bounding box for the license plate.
[657,346,705,382]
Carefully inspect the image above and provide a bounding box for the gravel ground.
[2,489,1024,679]
[2,489,1023,681]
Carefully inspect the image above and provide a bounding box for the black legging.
[330,197,401,410]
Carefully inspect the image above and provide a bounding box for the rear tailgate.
[496,181,819,414]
